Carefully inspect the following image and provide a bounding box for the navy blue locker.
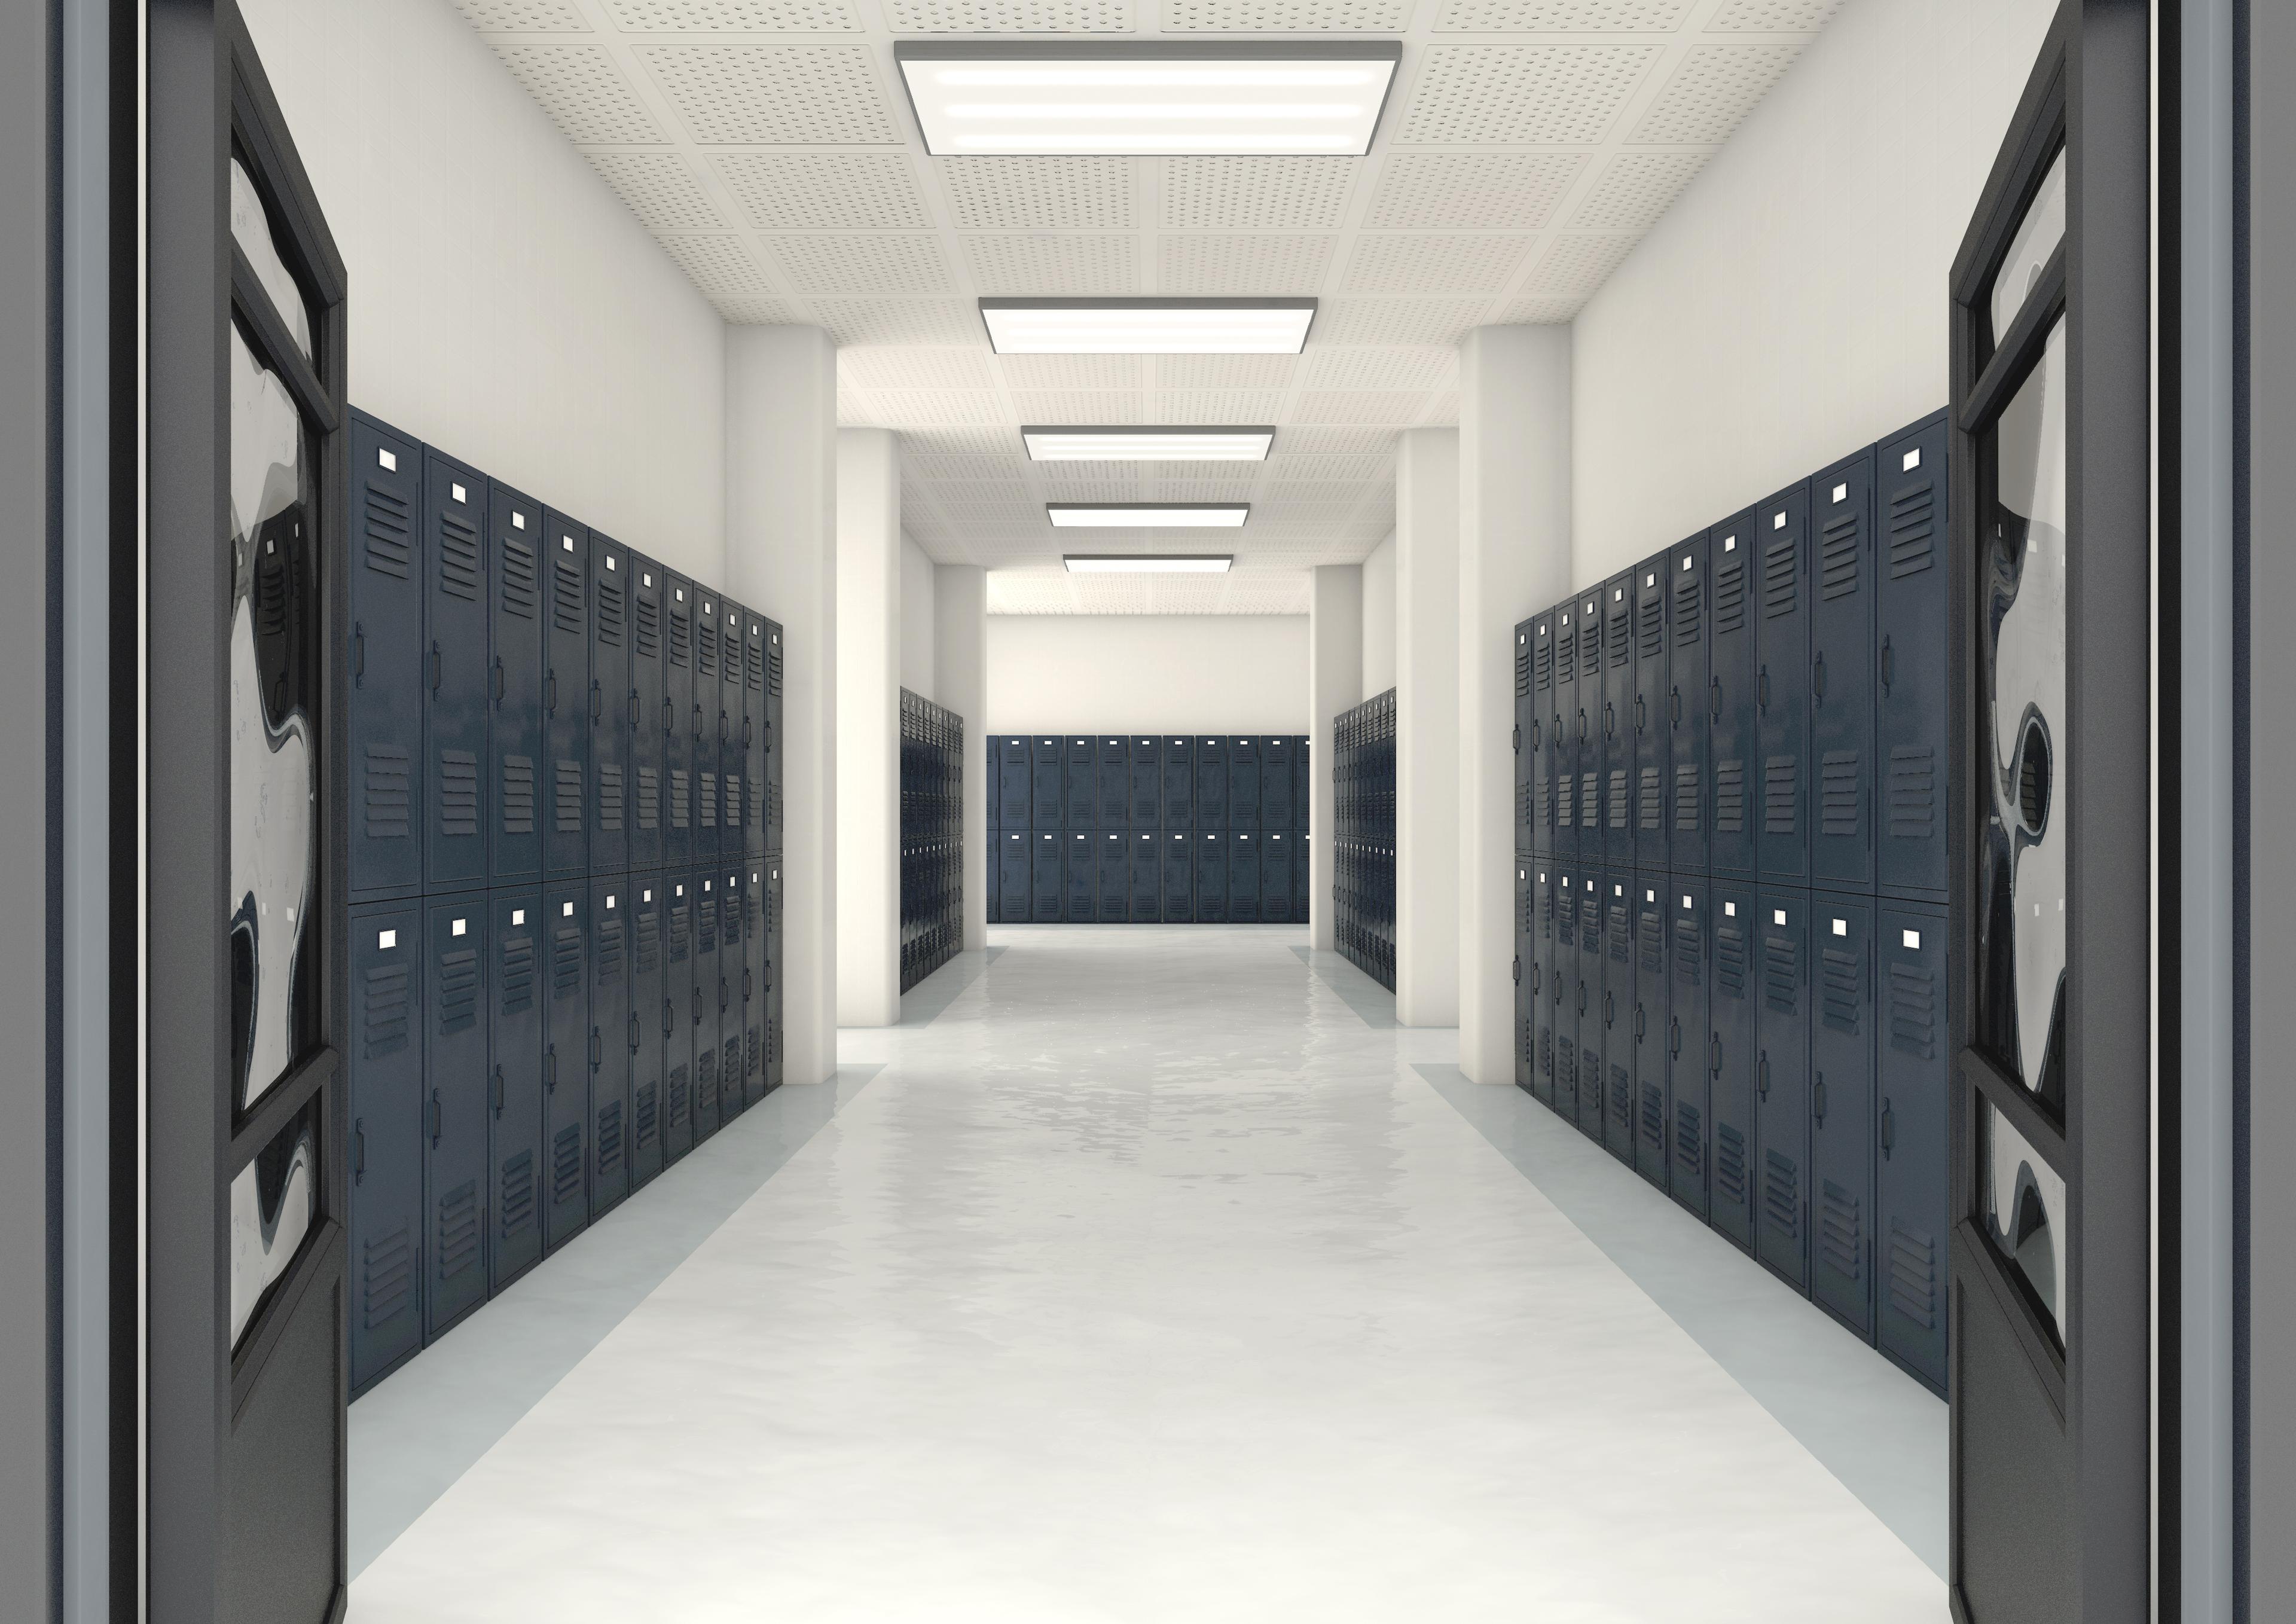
[1874,413,1950,902]
[1293,832,1309,920]
[1163,833,1194,922]
[1229,832,1262,922]
[1667,536,1710,874]
[1064,833,1094,920]
[1296,737,1312,832]
[1810,893,1876,1340]
[1095,832,1128,921]
[1531,864,1556,1108]
[1709,880,1758,1251]
[487,486,545,884]
[347,414,425,902]
[1262,831,1293,922]
[1602,576,1635,865]
[1810,455,1877,889]
[664,576,695,869]
[1064,736,1095,829]
[543,516,590,877]
[663,876,695,1160]
[1515,620,1536,855]
[1574,593,1604,863]
[1094,736,1129,831]
[588,879,632,1214]
[627,556,667,872]
[1163,736,1194,829]
[488,891,545,1293]
[1753,886,1811,1291]
[1754,486,1811,881]
[588,535,632,874]
[423,896,490,1341]
[628,878,665,1183]
[1514,861,1534,1094]
[1631,877,1669,1189]
[1196,737,1229,829]
[1708,514,1758,877]
[1034,735,1066,830]
[739,864,768,1109]
[1599,872,1635,1162]
[692,594,723,861]
[1229,736,1262,834]
[997,831,1030,921]
[1196,832,1228,923]
[541,883,589,1251]
[1263,735,1295,832]
[984,763,1000,919]
[1552,604,1578,860]
[716,869,745,1122]
[423,453,490,890]
[691,871,722,1138]
[1876,900,1949,1392]
[742,611,768,859]
[347,901,422,1394]
[1131,736,1161,829]
[764,857,783,1094]
[1632,557,1669,871]
[1129,832,1160,921]
[1032,833,1064,923]
[718,603,747,869]
[1570,870,1602,1136]
[997,737,1030,831]
[1665,878,1710,1220]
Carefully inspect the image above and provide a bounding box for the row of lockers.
[988,732,1311,834]
[901,691,964,991]
[347,862,784,1397]
[903,840,961,993]
[988,829,1308,923]
[1334,692,1397,990]
[1512,862,1946,1394]
[349,410,783,902]
[1514,410,1947,900]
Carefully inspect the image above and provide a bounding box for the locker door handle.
[628,1011,640,1052]
[427,1091,441,1146]
[1812,1072,1827,1125]
[1880,1098,1895,1159]
[1604,701,1614,739]
[1635,695,1645,732]
[663,695,674,735]
[1577,983,1587,1015]
[353,625,366,685]
[745,969,753,999]
[1758,1052,1770,1100]
[1669,686,1680,726]
[590,680,602,723]
[1512,725,1521,754]
[1577,709,1587,743]
[1811,652,1826,702]
[590,1028,602,1069]
[547,670,557,713]
[1670,1016,1681,1058]
[692,987,701,1025]
[1512,956,1520,985]
[628,691,640,729]
[492,657,505,704]
[491,1064,506,1117]
[720,978,730,1012]
[1532,963,1541,994]
[1633,1005,1645,1040]
[746,718,754,747]
[1758,665,1770,711]
[664,998,674,1038]
[1880,636,1894,691]
[1603,991,1614,1027]
[1710,1034,1721,1076]
[354,1119,366,1183]
[693,703,704,740]
[1709,678,1721,719]
[545,1044,557,1094]
[430,643,442,692]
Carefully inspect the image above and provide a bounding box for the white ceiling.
[453,0,1842,612]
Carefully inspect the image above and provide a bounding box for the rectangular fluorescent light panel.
[982,298,1315,355]
[1065,554,1234,573]
[1049,503,1248,529]
[1023,426,1274,463]
[896,41,1400,157]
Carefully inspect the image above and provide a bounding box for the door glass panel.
[1974,317,2068,1112]
[230,322,320,1109]
[230,155,312,359]
[228,1095,320,1347]
[1978,1095,2068,1346]
[1988,146,2066,345]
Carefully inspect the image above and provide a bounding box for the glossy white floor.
[349,925,1946,1622]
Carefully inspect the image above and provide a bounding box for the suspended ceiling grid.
[451,0,1843,613]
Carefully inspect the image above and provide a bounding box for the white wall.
[1360,535,1397,699]
[836,430,899,1027]
[987,616,1308,733]
[239,0,726,581]
[900,535,937,700]
[1571,0,2059,583]
[1394,431,1460,1028]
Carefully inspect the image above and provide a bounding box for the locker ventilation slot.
[1580,627,1601,676]
[1514,648,1531,696]
[1761,537,1799,618]
[697,626,716,681]
[435,1180,480,1281]
[747,1022,762,1079]
[1887,747,1937,839]
[1887,1218,1940,1329]
[365,745,411,839]
[1580,774,1599,830]
[1610,1065,1632,1125]
[746,641,764,692]
[699,773,717,831]
[1608,769,1628,829]
[634,909,659,975]
[1638,767,1662,831]
[363,487,413,577]
[1715,759,1746,833]
[1673,574,1702,643]
[1820,947,1861,1031]
[1608,606,1630,662]
[670,769,691,830]
[1534,639,1552,689]
[555,760,582,834]
[668,609,691,668]
[1638,911,1663,972]
[438,514,481,602]
[696,1050,718,1115]
[633,1083,659,1152]
[551,1125,582,1207]
[500,536,538,618]
[1889,963,1939,1058]
[1888,481,1937,577]
[1763,933,1799,1013]
[595,1102,623,1176]
[1819,752,1859,837]
[439,751,480,838]
[596,578,624,646]
[551,927,582,996]
[501,755,536,836]
[1639,599,1663,658]
[768,648,783,695]
[438,948,479,1033]
[599,764,624,832]
[635,593,660,657]
[1717,926,1747,999]
[1762,1150,1800,1239]
[1819,513,1860,600]
[668,1064,690,1127]
[1715,554,1746,633]
[1675,1103,1703,1177]
[500,1152,536,1238]
[360,1223,413,1330]
[1819,1179,1862,1279]
[363,964,411,1055]
[1555,1040,1577,1098]
[1716,1125,1748,1204]
[551,560,583,632]
[723,778,741,831]
[1555,773,1573,829]
[595,919,624,978]
[1610,906,1631,964]
[637,767,660,831]
[500,933,536,1014]
[1640,1083,1665,1149]
[1672,765,1699,833]
[1674,918,1702,984]
[1763,756,1797,837]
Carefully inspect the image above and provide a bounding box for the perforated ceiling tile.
[1518,231,1637,297]
[453,0,590,30]
[1157,234,1336,295]
[715,152,930,230]
[1277,424,1402,455]
[987,575,1081,614]
[634,44,899,145]
[1146,478,1257,501]
[1629,43,1803,144]
[863,390,1007,423]
[1364,152,1584,231]
[1498,295,1583,323]
[1306,298,1492,348]
[1259,480,1373,505]
[1032,478,1141,502]
[1397,47,1658,145]
[1160,157,1357,231]
[584,152,725,231]
[897,425,1015,454]
[1420,389,1460,423]
[1430,0,1688,30]
[1344,233,1528,294]
[908,453,1030,480]
[996,353,1143,390]
[1250,498,1357,521]
[1159,0,1411,30]
[939,492,1040,519]
[963,233,1140,295]
[717,296,802,323]
[1266,453,1387,481]
[604,0,866,26]
[1150,353,1296,390]
[839,347,997,390]
[836,390,876,422]
[1009,390,1145,423]
[1706,0,1841,29]
[655,233,773,293]
[1149,390,1286,423]
[884,0,1135,30]
[492,46,665,144]
[768,233,954,294]
[1564,150,1707,231]
[1293,390,1428,423]
[809,299,981,346]
[939,158,1135,231]
[1135,458,1268,481]
[1300,349,1454,393]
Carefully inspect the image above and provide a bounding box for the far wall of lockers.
[344,408,785,1399]
[1513,410,1949,1396]
[988,735,1310,924]
[900,690,963,993]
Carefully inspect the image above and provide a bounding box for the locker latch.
[490,1065,503,1118]
[1757,1052,1770,1100]
[1670,1016,1680,1058]
[353,625,365,686]
[1812,1073,1828,1124]
[1880,636,1894,691]
[1634,695,1645,732]
[1511,956,1519,985]
[427,1091,441,1146]
[492,657,505,704]
[589,1028,602,1069]
[590,680,602,723]
[1880,1099,1895,1158]
[1758,665,1770,711]
[1633,1006,1644,1040]
[1512,725,1520,754]
[1604,701,1614,739]
[1811,652,1826,702]
[1709,678,1720,719]
[628,1011,641,1053]
[1670,687,1680,725]
[429,642,442,693]
[544,1044,556,1094]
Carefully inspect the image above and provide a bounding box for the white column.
[1458,326,1574,1083]
[1308,564,1363,951]
[836,428,900,1027]
[934,564,989,948]
[725,325,837,1083]
[1395,427,1461,1027]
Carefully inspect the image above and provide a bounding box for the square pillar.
[836,428,900,1027]
[1396,427,1461,1027]
[1309,564,1363,951]
[933,564,989,948]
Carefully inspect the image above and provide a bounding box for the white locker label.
[452,918,466,936]
[1832,918,1847,936]
[378,929,396,948]
[512,909,526,924]
[1831,483,1847,502]
[1903,448,1922,471]
[377,448,397,471]
[512,512,526,530]
[1903,929,1922,948]
[451,483,466,503]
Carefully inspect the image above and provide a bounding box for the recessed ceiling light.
[1048,503,1250,529]
[1064,554,1235,573]
[1022,426,1275,463]
[896,41,1401,158]
[982,298,1315,355]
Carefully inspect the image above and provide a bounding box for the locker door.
[664,877,695,1159]
[1633,557,1669,872]
[1753,887,1811,1291]
[1229,736,1262,834]
[1576,595,1604,865]
[1666,877,1710,1220]
[664,576,695,868]
[1263,735,1294,832]
[1552,605,1577,860]
[1131,736,1162,829]
[1603,576,1635,865]
[348,902,422,1394]
[718,871,745,1121]
[997,737,1031,829]
[1876,900,1947,1392]
[423,898,490,1340]
[1065,833,1095,920]
[1294,831,1310,918]
[693,595,722,860]
[1196,833,1228,923]
[1667,536,1710,874]
[488,485,545,883]
[692,872,722,1137]
[1065,736,1095,829]
[1810,454,1877,889]
[1164,833,1194,922]
[1095,735,1129,831]
[1810,894,1876,1339]
[541,884,589,1251]
[1709,881,1758,1250]
[1513,863,1533,1094]
[1097,833,1128,921]
[1530,612,1556,857]
[1515,620,1535,856]
[1163,736,1194,829]
[544,517,590,878]
[1754,485,1811,881]
[1568,873,1601,1141]
[628,558,666,872]
[589,535,631,874]
[1632,877,1669,1189]
[1130,832,1161,921]
[489,892,545,1293]
[1709,514,1757,877]
[1033,833,1064,922]
[1874,413,1949,900]
[423,453,490,890]
[348,413,425,900]
[764,859,784,1093]
[1551,869,1580,1122]
[589,880,631,1214]
[997,832,1030,921]
[743,613,768,859]
[741,865,768,1107]
[1531,865,1556,1108]
[1196,737,1229,828]
[718,601,747,868]
[1601,873,1635,1162]
[628,878,665,1186]
[764,621,784,855]
[1229,832,1262,922]
[1262,831,1292,922]
[1035,736,1067,830]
